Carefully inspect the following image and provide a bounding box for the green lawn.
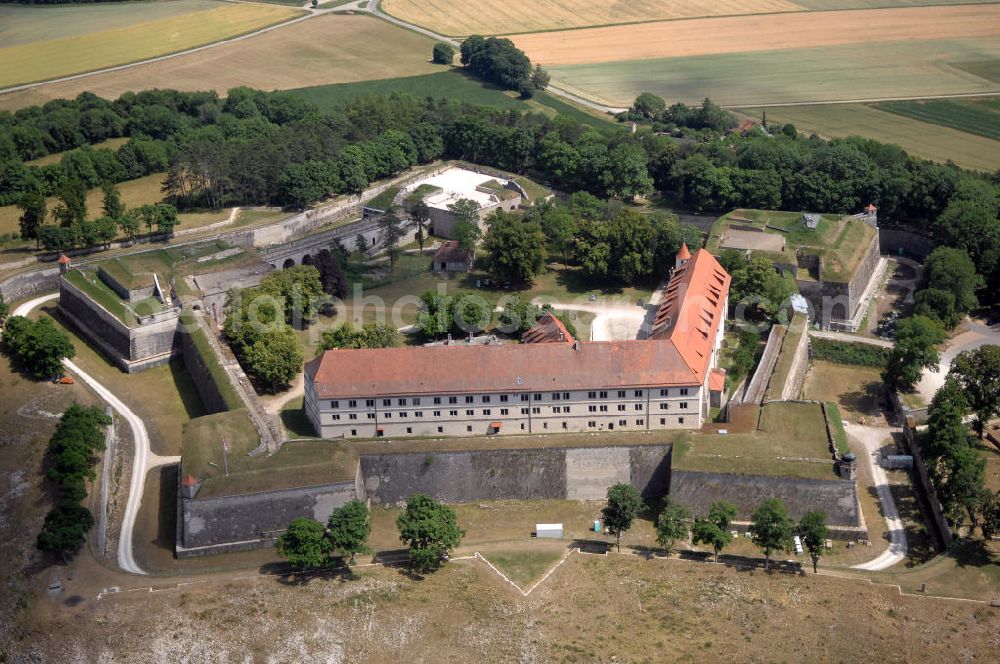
[873,98,1000,142]
[482,548,565,588]
[182,410,358,498]
[289,70,615,128]
[64,269,139,327]
[673,402,836,479]
[826,402,849,455]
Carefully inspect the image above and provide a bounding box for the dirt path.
[845,423,908,571]
[916,318,1000,406]
[809,330,893,349]
[13,293,178,576]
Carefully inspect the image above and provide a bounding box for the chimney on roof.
[676,243,691,270]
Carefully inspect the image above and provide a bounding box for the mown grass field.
[0,14,437,111]
[0,2,304,88]
[382,0,802,36]
[738,102,1000,172]
[873,98,1000,141]
[546,37,1000,107]
[290,70,613,127]
[0,173,229,239]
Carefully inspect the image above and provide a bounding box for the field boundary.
[0,8,314,95]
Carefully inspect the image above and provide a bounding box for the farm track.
[2,0,997,114]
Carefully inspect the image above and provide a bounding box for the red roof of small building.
[57,254,71,264]
[522,311,574,344]
[864,203,877,212]
[709,368,726,392]
[676,243,691,261]
[181,474,199,487]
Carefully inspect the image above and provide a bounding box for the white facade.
[305,381,706,439]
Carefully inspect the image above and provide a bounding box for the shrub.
[811,338,888,367]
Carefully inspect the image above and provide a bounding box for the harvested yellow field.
[511,5,1000,65]
[0,14,439,111]
[0,3,304,88]
[382,0,803,36]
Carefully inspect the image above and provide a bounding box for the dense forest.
[1,86,998,293]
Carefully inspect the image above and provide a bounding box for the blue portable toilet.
[593,520,601,533]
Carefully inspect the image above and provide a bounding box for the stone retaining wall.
[176,480,358,557]
[669,470,863,532]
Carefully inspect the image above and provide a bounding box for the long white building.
[304,246,730,439]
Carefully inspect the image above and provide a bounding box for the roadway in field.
[13,293,175,576]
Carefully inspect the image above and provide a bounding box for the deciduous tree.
[691,500,736,562]
[750,498,794,570]
[276,517,333,570]
[482,211,546,286]
[655,497,690,555]
[327,499,371,564]
[602,483,645,552]
[396,493,464,573]
[797,511,828,573]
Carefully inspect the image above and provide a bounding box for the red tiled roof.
[433,240,473,265]
[57,254,71,264]
[676,243,691,260]
[305,249,731,399]
[522,311,574,344]
[181,474,199,487]
[864,203,877,212]
[648,249,731,381]
[709,368,726,392]
[306,339,698,399]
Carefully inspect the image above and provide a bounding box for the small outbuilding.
[803,213,821,229]
[536,523,563,539]
[433,240,474,273]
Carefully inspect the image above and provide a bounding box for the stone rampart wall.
[177,481,357,557]
[669,470,862,530]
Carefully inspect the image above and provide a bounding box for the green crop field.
[547,38,1000,108]
[738,103,1000,172]
[873,98,1000,141]
[290,71,613,127]
[955,59,1000,84]
[0,2,303,88]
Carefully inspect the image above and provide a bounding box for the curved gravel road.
[846,423,908,571]
[14,293,175,575]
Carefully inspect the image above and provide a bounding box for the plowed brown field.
[512,5,1000,65]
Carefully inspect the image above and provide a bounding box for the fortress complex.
[305,247,730,439]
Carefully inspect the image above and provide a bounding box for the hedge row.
[811,338,889,368]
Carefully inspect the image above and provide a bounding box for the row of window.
[332,402,690,421]
[346,415,689,437]
[329,387,694,409]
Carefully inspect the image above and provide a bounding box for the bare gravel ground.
[6,553,999,662]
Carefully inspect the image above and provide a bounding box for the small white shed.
[536,523,563,539]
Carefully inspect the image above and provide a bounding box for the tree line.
[4,86,997,297]
[597,485,830,572]
[35,404,111,562]
[277,493,463,574]
[924,352,1000,539]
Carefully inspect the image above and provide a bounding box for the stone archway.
[282,258,296,269]
[301,254,314,266]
